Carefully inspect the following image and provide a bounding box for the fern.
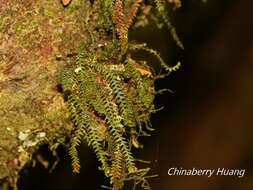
[125,57,154,110]
[161,13,184,49]
[101,66,136,128]
[99,93,137,173]
[110,148,125,190]
[113,0,142,52]
[113,0,125,40]
[99,0,115,30]
[59,42,178,189]
[67,92,111,174]
[129,43,181,72]
[67,95,84,173]
[153,0,184,48]
[57,1,185,189]
[126,0,142,28]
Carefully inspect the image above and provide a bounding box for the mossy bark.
[0,0,93,185]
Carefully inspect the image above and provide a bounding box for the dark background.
[18,0,253,189]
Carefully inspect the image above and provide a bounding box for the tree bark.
[0,0,91,186]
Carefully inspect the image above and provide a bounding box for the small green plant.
[59,0,182,189]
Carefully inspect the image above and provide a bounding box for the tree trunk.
[0,0,91,186]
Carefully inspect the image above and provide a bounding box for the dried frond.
[126,0,142,27]
[113,0,142,52]
[113,0,128,47]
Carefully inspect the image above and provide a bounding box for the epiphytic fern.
[113,0,126,42]
[153,0,184,48]
[125,57,154,111]
[99,0,115,30]
[110,148,125,190]
[99,92,136,173]
[113,0,142,52]
[58,0,186,189]
[126,0,143,28]
[162,13,184,49]
[67,94,85,173]
[129,43,181,72]
[100,66,136,127]
[58,39,158,188]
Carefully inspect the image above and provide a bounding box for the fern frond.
[68,130,82,173]
[56,0,185,188]
[129,43,181,72]
[126,0,142,27]
[96,92,137,173]
[99,0,115,30]
[113,0,142,52]
[84,117,111,176]
[110,148,125,190]
[68,145,81,173]
[90,90,137,174]
[68,93,111,175]
[76,44,86,66]
[113,0,128,51]
[58,67,75,91]
[153,0,184,48]
[103,67,136,128]
[130,44,168,69]
[161,13,184,49]
[67,95,85,173]
[125,57,154,110]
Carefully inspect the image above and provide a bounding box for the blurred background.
[18,0,253,189]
